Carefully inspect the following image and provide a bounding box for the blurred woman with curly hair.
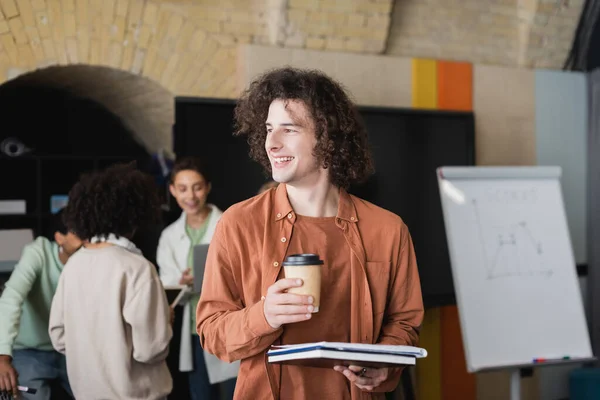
[49,163,173,400]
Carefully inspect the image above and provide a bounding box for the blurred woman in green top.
[0,209,82,399]
[157,157,239,400]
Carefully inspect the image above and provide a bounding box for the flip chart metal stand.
[509,369,518,400]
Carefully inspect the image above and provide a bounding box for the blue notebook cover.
[268,342,427,358]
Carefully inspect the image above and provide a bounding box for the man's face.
[169,169,211,216]
[55,232,83,256]
[265,99,327,187]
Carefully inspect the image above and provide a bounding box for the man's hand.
[263,278,314,329]
[333,365,389,391]
[179,268,193,286]
[0,355,19,399]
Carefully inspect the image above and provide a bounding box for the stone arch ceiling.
[1,64,173,152]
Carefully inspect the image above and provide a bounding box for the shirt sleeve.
[156,231,183,287]
[0,241,44,357]
[48,273,66,355]
[196,221,283,363]
[122,272,173,364]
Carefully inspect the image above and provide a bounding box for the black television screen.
[174,98,475,307]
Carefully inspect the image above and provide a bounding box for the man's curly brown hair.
[233,67,374,189]
[63,163,161,241]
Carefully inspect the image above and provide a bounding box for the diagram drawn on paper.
[472,198,552,280]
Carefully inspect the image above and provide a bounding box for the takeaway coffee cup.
[282,254,324,313]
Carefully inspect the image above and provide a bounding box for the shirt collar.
[273,183,294,221]
[337,188,359,223]
[273,183,358,223]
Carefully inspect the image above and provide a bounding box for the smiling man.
[196,67,424,399]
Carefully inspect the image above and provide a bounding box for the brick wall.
[387,0,584,68]
[284,0,393,53]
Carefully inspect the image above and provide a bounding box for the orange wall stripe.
[437,59,475,400]
[440,305,476,400]
[437,61,473,111]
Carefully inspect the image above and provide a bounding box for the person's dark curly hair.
[63,163,161,241]
[233,67,374,189]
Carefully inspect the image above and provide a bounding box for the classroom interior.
[0,0,599,399]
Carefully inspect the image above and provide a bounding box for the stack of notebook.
[267,342,428,369]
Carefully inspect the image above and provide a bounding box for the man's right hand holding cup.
[263,278,314,329]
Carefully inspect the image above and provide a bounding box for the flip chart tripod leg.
[510,369,520,400]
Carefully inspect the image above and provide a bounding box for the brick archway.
[0,64,173,152]
[0,0,263,99]
[0,0,399,100]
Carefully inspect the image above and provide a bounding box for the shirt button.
[273,261,279,267]
[277,213,282,218]
[287,213,293,219]
[350,217,355,221]
[281,237,286,243]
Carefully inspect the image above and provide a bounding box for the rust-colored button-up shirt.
[197,184,424,400]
